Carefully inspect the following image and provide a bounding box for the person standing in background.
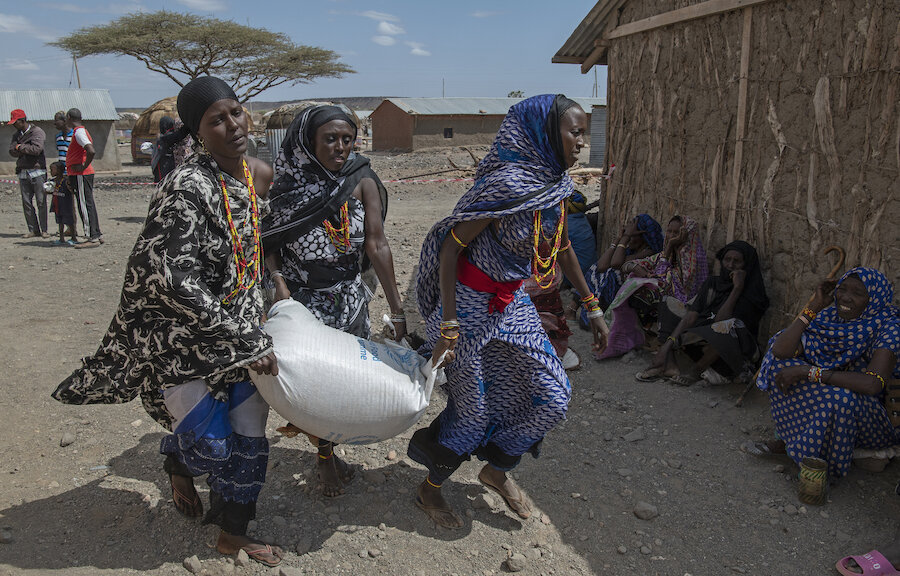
[7,109,48,238]
[53,111,76,241]
[65,107,103,247]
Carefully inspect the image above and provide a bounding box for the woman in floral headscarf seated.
[594,214,708,360]
[752,267,900,479]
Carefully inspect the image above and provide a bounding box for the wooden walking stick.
[734,245,845,407]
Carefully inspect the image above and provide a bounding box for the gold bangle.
[449,228,467,248]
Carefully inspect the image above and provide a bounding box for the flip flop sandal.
[635,367,667,382]
[835,550,900,576]
[669,374,698,387]
[478,469,531,519]
[415,495,463,529]
[243,543,284,567]
[743,440,786,458]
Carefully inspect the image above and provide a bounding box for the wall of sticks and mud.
[601,0,899,336]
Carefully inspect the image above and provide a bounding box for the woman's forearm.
[713,287,742,322]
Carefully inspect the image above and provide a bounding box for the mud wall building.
[0,89,120,175]
[371,97,606,152]
[555,0,899,332]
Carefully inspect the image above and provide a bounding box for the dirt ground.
[0,148,896,576]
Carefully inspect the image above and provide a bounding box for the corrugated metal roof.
[380,97,605,116]
[552,0,625,67]
[0,89,118,121]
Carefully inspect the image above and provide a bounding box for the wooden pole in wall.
[726,7,753,242]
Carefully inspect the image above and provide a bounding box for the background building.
[0,89,120,175]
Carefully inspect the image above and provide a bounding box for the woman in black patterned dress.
[53,77,282,567]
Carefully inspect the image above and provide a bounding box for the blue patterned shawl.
[635,213,664,254]
[416,94,577,320]
[757,267,900,390]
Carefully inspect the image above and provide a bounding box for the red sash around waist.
[456,253,523,314]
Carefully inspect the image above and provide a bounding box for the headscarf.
[757,267,900,391]
[176,76,239,138]
[632,215,707,301]
[633,213,664,254]
[416,94,576,320]
[692,240,769,334]
[260,105,387,255]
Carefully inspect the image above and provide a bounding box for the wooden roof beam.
[606,0,776,40]
[580,39,611,74]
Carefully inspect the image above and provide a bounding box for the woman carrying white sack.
[261,104,406,497]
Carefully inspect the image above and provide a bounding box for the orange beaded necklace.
[532,200,566,289]
[217,159,262,304]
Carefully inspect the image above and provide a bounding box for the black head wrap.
[176,76,239,138]
[303,105,357,148]
[546,94,580,169]
[693,240,770,334]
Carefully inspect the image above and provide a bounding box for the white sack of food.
[250,298,438,445]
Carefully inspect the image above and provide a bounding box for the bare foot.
[415,481,463,529]
[216,532,283,567]
[478,464,532,519]
[317,456,345,498]
[169,473,203,518]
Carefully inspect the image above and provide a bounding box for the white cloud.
[377,21,404,35]
[472,11,499,18]
[406,42,430,57]
[1,59,38,71]
[360,10,399,22]
[40,3,90,13]
[0,14,31,34]
[372,35,396,46]
[178,0,226,11]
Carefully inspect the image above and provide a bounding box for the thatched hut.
[555,0,899,333]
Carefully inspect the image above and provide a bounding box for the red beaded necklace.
[217,159,261,304]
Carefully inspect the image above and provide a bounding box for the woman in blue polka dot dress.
[755,267,900,478]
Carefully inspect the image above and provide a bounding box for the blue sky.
[0,1,607,107]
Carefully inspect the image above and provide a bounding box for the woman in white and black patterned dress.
[261,105,406,497]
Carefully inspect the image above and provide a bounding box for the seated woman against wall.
[752,267,900,480]
[583,213,663,313]
[594,215,708,359]
[635,240,769,385]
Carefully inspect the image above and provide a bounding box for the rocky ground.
[0,147,897,576]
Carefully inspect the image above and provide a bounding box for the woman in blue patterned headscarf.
[754,267,900,478]
[407,94,609,528]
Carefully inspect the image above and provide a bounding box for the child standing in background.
[45,161,77,246]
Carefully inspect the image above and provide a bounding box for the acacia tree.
[51,11,354,102]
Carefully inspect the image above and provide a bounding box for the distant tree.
[50,11,354,102]
[507,90,525,98]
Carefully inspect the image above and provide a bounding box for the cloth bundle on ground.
[250,298,439,444]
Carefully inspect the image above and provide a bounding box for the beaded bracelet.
[865,370,886,391]
[439,319,460,330]
[586,307,605,319]
[450,228,467,248]
[439,331,459,341]
[808,365,823,383]
[801,306,817,319]
[581,293,599,304]
[559,241,572,252]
